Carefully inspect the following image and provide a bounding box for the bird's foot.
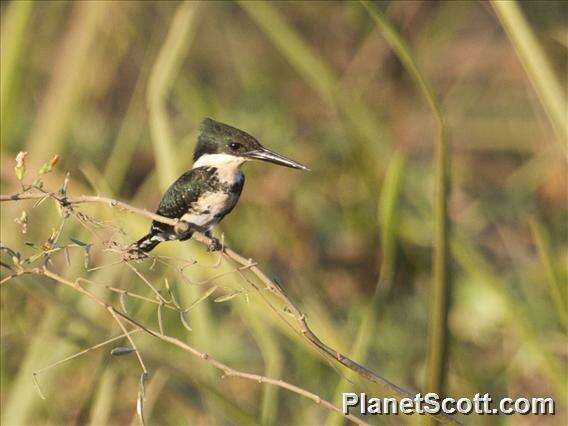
[124,251,147,261]
[122,244,148,261]
[207,237,222,252]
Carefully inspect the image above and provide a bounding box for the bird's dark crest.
[194,118,261,161]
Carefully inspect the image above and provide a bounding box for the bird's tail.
[129,231,165,253]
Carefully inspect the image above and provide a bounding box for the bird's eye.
[229,142,242,150]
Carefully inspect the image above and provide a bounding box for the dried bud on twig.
[49,155,60,169]
[111,347,136,356]
[14,151,28,181]
[14,211,28,234]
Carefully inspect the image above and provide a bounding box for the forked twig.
[20,267,368,426]
[1,189,459,424]
[33,329,142,384]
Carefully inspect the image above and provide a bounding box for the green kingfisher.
[130,118,309,253]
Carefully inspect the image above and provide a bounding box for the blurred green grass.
[1,1,566,425]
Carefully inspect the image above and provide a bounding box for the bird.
[129,118,309,255]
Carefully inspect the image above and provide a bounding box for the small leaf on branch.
[214,292,241,303]
[83,245,92,269]
[14,211,28,234]
[70,237,89,247]
[183,285,217,312]
[111,346,136,356]
[47,228,58,245]
[38,164,50,175]
[69,238,92,269]
[1,245,19,258]
[163,278,182,309]
[0,261,14,271]
[59,172,70,197]
[38,155,60,175]
[179,311,192,332]
[119,292,129,315]
[137,372,149,426]
[32,373,46,400]
[158,302,165,335]
[14,151,27,181]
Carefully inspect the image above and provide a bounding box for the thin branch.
[76,277,179,311]
[34,329,141,377]
[1,192,180,227]
[107,307,148,374]
[21,267,367,426]
[1,189,459,424]
[125,262,169,304]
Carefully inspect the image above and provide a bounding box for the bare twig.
[17,267,368,426]
[1,189,458,424]
[107,307,148,374]
[76,277,175,309]
[125,262,169,304]
[34,329,141,377]
[1,192,181,227]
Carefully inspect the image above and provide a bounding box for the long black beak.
[246,147,310,171]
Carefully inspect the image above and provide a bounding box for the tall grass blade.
[89,369,117,426]
[136,372,148,426]
[238,0,391,182]
[104,31,159,194]
[1,311,68,425]
[327,151,405,426]
[492,0,567,155]
[26,2,107,165]
[146,7,233,422]
[452,236,567,399]
[241,302,283,425]
[0,0,33,149]
[360,2,451,417]
[529,217,568,329]
[237,1,335,101]
[147,1,199,188]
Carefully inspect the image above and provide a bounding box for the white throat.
[192,153,246,170]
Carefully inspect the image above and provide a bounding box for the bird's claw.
[207,237,222,252]
[123,250,147,261]
[122,244,148,261]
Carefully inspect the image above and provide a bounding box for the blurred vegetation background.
[1,1,566,425]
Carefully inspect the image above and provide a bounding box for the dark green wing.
[152,167,216,233]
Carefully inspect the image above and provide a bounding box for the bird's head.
[193,118,310,171]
